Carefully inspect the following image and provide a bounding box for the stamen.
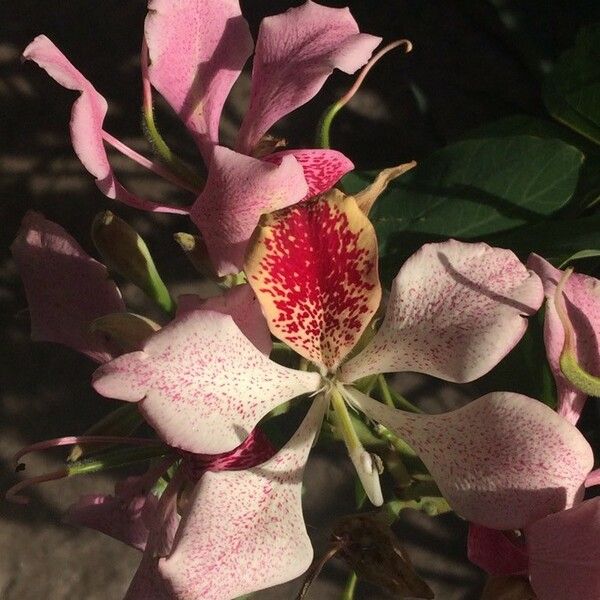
[14,435,165,465]
[6,469,68,505]
[317,39,412,148]
[102,131,200,194]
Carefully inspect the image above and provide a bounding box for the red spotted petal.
[245,191,381,372]
[263,149,354,198]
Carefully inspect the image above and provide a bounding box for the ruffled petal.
[236,1,381,154]
[10,212,125,362]
[190,146,308,276]
[92,309,321,454]
[160,395,327,600]
[144,0,252,161]
[348,389,593,530]
[22,35,187,214]
[527,254,600,424]
[263,149,354,198]
[177,284,272,355]
[341,240,543,383]
[467,524,528,576]
[526,498,600,600]
[246,191,381,372]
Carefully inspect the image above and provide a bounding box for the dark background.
[1,1,598,598]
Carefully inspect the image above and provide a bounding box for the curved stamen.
[102,131,200,194]
[6,469,68,505]
[317,39,413,148]
[14,435,165,465]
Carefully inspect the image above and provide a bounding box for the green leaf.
[543,24,600,145]
[559,249,600,268]
[344,135,583,285]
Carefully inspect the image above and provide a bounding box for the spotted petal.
[526,498,600,600]
[528,254,600,424]
[177,284,271,355]
[236,0,381,154]
[92,309,321,454]
[341,240,543,383]
[246,190,381,372]
[11,212,125,362]
[22,36,186,214]
[160,395,327,600]
[190,146,308,276]
[144,0,252,161]
[348,389,593,530]
[263,149,354,198]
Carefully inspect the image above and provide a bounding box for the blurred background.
[1,1,598,598]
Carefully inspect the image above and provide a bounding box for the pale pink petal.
[263,149,354,198]
[66,476,156,551]
[467,524,528,576]
[527,254,600,424]
[190,146,308,276]
[341,240,543,383]
[10,212,125,362]
[92,309,321,454]
[176,284,271,355]
[526,498,600,600]
[347,388,593,530]
[160,395,327,600]
[236,1,381,154]
[22,35,187,214]
[144,0,252,161]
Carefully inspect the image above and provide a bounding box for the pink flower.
[22,1,381,274]
[92,192,593,598]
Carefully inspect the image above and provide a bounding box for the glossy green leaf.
[543,24,600,145]
[344,135,583,285]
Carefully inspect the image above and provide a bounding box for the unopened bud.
[90,312,160,354]
[92,211,174,314]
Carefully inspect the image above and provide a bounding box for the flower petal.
[190,146,308,276]
[177,284,272,355]
[341,240,543,383]
[10,212,125,362]
[144,0,252,161]
[467,524,528,576]
[526,498,600,600]
[22,36,187,214]
[125,554,175,600]
[65,476,156,551]
[236,0,381,154]
[92,309,321,454]
[160,395,327,600]
[245,191,381,372]
[527,254,600,424]
[263,149,354,198]
[348,388,593,530]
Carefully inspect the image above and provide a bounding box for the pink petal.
[92,309,321,454]
[66,476,156,551]
[467,524,528,576]
[236,1,381,154]
[527,254,600,425]
[10,212,125,362]
[348,389,593,530]
[341,240,543,383]
[263,149,354,198]
[144,0,252,161]
[190,146,308,276]
[526,498,600,600]
[159,395,327,599]
[245,192,381,372]
[22,35,187,214]
[176,284,272,355]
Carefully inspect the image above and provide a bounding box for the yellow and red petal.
[245,190,381,372]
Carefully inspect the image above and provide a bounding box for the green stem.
[378,375,423,413]
[341,572,357,600]
[67,445,172,476]
[316,101,343,149]
[377,374,395,408]
[330,386,362,452]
